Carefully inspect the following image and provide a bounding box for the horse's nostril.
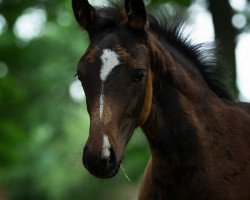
[109,147,116,164]
[97,146,116,171]
[103,147,116,170]
[82,146,91,170]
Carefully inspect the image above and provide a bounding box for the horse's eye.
[133,69,145,82]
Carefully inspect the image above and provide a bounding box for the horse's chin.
[88,158,123,179]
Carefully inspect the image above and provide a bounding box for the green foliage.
[0,0,150,199]
[149,0,192,7]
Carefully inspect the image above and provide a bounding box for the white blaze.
[100,49,120,82]
[102,134,111,158]
[99,49,120,119]
[99,88,104,119]
[99,49,120,158]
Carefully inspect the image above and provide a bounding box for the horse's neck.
[142,36,217,187]
[142,81,205,170]
[140,34,250,200]
[145,33,212,155]
[141,80,211,199]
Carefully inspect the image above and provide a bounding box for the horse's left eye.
[133,69,145,82]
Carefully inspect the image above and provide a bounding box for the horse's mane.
[147,8,233,100]
[98,1,233,100]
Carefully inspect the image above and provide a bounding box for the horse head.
[72,0,152,178]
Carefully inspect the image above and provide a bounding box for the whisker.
[120,164,131,182]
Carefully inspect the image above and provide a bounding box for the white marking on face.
[99,49,120,120]
[102,134,111,158]
[100,49,120,82]
[99,49,120,152]
[99,87,104,119]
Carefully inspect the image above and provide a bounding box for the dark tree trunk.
[208,0,238,96]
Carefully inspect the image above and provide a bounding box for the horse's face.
[78,35,151,178]
[72,0,151,178]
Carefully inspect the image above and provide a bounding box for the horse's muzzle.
[82,145,119,178]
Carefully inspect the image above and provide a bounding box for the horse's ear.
[72,0,96,30]
[125,0,147,30]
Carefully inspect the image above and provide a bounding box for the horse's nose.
[82,144,117,178]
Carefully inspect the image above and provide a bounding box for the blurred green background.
[0,0,249,199]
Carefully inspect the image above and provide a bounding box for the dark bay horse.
[72,0,250,199]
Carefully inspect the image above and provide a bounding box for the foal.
[72,0,250,199]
